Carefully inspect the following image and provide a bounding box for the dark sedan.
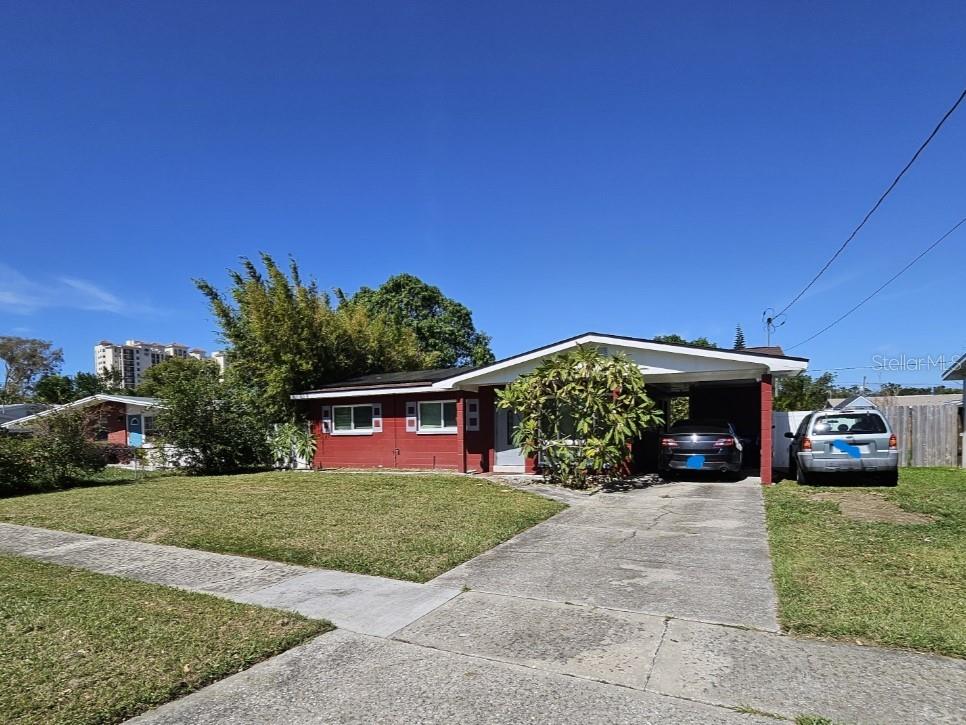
[659,419,743,477]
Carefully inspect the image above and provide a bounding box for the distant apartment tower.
[94,340,209,389]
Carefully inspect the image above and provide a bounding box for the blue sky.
[2,1,964,389]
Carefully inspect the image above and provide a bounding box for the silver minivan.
[785,406,899,485]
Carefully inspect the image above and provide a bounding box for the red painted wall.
[99,402,128,445]
[309,391,494,471]
[760,375,773,485]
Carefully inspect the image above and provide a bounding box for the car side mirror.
[784,432,794,438]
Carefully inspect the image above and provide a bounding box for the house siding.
[310,391,493,472]
[100,402,129,446]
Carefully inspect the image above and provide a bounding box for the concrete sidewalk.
[0,523,459,637]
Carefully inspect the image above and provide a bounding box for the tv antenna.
[762,308,786,347]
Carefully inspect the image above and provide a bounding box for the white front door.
[494,408,525,472]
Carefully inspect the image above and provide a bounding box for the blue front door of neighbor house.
[127,415,143,447]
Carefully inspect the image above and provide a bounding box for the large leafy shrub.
[151,358,270,475]
[30,408,107,483]
[497,346,663,489]
[268,421,317,469]
[0,436,37,494]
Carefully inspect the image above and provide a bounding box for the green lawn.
[0,554,329,725]
[764,467,966,658]
[0,470,565,582]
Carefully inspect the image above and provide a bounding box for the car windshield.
[669,420,731,434]
[812,413,887,435]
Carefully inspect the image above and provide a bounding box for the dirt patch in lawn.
[811,491,936,525]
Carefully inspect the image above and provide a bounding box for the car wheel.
[880,470,899,487]
[795,462,810,485]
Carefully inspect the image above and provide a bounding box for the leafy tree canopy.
[137,357,220,398]
[148,356,269,475]
[195,254,428,422]
[344,273,495,368]
[0,336,63,403]
[774,372,836,412]
[34,371,124,404]
[652,333,718,349]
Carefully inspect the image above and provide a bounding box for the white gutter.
[292,385,440,400]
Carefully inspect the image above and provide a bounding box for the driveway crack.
[643,616,670,691]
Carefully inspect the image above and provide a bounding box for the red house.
[294,333,808,484]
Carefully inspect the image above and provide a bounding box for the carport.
[435,334,809,484]
[639,379,770,478]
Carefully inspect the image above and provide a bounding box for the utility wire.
[775,86,966,318]
[788,216,966,350]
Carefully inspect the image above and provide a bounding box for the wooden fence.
[878,404,961,468]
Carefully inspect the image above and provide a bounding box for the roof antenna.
[762,308,787,347]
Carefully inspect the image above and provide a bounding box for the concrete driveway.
[432,477,780,630]
[131,477,966,724]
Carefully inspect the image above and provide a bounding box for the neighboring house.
[0,403,53,426]
[293,332,809,484]
[1,394,161,448]
[828,394,963,409]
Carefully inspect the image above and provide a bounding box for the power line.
[788,216,966,350]
[774,85,966,318]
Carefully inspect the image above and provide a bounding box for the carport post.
[760,374,773,485]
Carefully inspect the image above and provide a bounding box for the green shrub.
[0,436,37,494]
[497,345,663,489]
[30,408,106,484]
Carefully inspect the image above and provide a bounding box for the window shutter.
[321,406,331,434]
[465,398,480,432]
[372,403,382,432]
[406,402,417,432]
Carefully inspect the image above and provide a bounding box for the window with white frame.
[332,404,374,432]
[418,400,457,433]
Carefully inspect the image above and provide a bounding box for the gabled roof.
[0,394,160,430]
[436,332,808,389]
[832,395,878,410]
[943,352,966,381]
[292,331,809,399]
[0,403,53,424]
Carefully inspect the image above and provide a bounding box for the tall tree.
[733,325,746,349]
[195,254,428,421]
[773,372,836,411]
[33,374,76,404]
[345,273,495,368]
[0,336,63,403]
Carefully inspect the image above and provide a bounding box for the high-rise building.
[94,340,211,389]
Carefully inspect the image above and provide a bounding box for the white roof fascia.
[0,394,161,430]
[435,333,807,389]
[291,385,440,400]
